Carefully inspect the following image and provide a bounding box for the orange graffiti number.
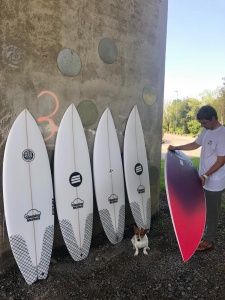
[37,91,59,141]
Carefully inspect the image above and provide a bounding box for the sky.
[164,0,225,103]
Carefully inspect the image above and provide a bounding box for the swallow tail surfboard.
[93,108,125,244]
[123,105,151,229]
[3,109,54,285]
[165,150,206,262]
[54,104,93,261]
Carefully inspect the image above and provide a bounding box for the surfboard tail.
[37,225,54,280]
[9,234,37,285]
[99,205,125,244]
[59,213,93,261]
[130,198,151,230]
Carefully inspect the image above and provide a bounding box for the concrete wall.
[0,0,168,266]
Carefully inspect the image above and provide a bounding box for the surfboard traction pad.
[9,225,54,285]
[130,198,151,229]
[99,205,125,244]
[59,213,93,261]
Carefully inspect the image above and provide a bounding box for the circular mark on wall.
[2,45,24,68]
[98,38,118,64]
[57,48,81,77]
[149,166,159,185]
[77,100,98,126]
[143,85,157,106]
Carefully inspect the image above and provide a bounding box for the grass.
[221,201,225,211]
[160,157,200,192]
[160,160,166,191]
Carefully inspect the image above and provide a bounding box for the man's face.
[198,117,216,130]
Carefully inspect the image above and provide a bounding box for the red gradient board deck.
[165,150,206,262]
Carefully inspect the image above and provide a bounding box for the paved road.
[161,133,201,159]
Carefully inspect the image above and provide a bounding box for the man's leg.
[202,189,223,242]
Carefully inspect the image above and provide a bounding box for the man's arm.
[200,156,225,186]
[168,142,200,151]
[204,156,225,177]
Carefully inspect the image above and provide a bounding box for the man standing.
[168,105,225,250]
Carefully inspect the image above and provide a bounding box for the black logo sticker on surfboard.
[108,194,118,204]
[22,149,35,162]
[24,209,41,222]
[71,198,84,209]
[69,172,82,187]
[135,163,143,175]
[137,185,145,194]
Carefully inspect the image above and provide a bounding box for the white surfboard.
[2,109,54,285]
[93,108,125,244]
[54,104,93,261]
[123,105,151,229]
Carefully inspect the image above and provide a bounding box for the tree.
[163,102,171,131]
[163,100,179,132]
[200,88,219,105]
[187,98,202,120]
[163,84,225,135]
[176,98,202,134]
[200,87,225,125]
[163,97,202,135]
[187,120,201,136]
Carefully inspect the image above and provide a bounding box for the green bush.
[187,120,201,136]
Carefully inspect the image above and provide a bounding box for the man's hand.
[200,175,206,186]
[168,145,176,151]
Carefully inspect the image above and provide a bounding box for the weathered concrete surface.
[0,0,168,266]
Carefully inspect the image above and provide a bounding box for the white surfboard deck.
[124,105,151,229]
[54,104,93,261]
[3,109,54,285]
[93,108,125,244]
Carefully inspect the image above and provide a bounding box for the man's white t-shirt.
[195,126,225,191]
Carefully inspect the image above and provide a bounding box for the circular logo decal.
[69,172,82,187]
[22,149,35,162]
[135,163,143,175]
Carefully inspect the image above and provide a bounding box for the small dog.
[131,226,150,256]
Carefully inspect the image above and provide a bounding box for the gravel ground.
[1,192,225,300]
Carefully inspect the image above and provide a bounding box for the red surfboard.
[165,150,206,262]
